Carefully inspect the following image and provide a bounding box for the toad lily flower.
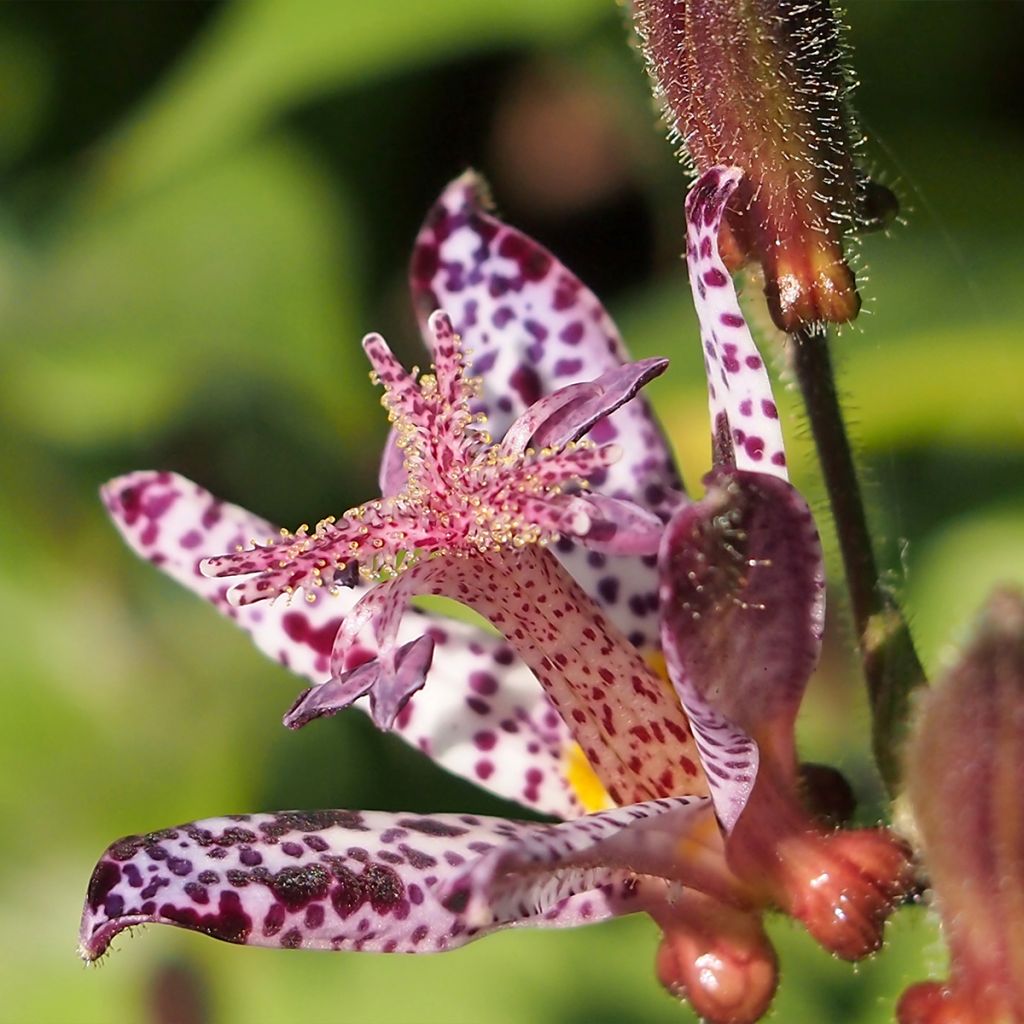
[81,169,910,1023]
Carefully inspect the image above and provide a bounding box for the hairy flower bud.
[654,891,778,1024]
[631,0,874,331]
[899,588,1024,1024]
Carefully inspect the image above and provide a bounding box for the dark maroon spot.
[108,835,144,862]
[263,902,286,937]
[498,233,551,281]
[215,827,258,847]
[281,841,304,858]
[270,864,330,911]
[509,365,542,407]
[141,876,169,900]
[410,241,439,286]
[239,848,262,867]
[280,928,303,949]
[398,817,467,838]
[559,321,584,345]
[470,671,498,696]
[329,864,366,919]
[166,857,191,877]
[597,577,619,605]
[184,882,209,905]
[474,730,497,751]
[305,904,325,929]
[262,810,367,837]
[87,861,121,912]
[442,887,470,914]
[363,864,405,914]
[281,614,343,660]
[103,894,125,917]
[159,890,252,946]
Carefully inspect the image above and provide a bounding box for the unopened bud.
[654,891,778,1024]
[899,588,1024,1024]
[631,0,876,331]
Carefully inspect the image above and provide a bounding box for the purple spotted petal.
[443,796,725,928]
[80,799,716,962]
[410,172,684,654]
[501,357,669,458]
[544,494,664,556]
[287,634,435,732]
[659,469,825,829]
[102,472,581,818]
[685,167,788,479]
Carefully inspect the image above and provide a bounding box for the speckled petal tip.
[685,167,788,479]
[81,799,713,963]
[659,469,825,829]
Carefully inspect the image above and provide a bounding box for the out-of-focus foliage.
[1,2,1020,1021]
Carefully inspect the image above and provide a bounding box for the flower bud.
[654,891,778,1024]
[631,0,872,331]
[899,588,1024,1024]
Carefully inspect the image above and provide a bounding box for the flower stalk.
[789,324,926,794]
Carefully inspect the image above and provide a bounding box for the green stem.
[790,326,926,796]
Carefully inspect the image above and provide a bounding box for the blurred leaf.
[617,264,1024,461]
[85,0,609,210]
[907,503,1024,674]
[0,136,373,447]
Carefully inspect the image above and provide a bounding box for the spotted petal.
[80,799,716,963]
[102,472,582,818]
[410,172,684,654]
[686,167,788,479]
[659,469,825,829]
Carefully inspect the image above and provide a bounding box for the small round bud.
[655,893,778,1024]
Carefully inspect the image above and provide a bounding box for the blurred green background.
[2,2,1022,1022]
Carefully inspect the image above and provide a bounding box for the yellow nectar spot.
[566,744,613,813]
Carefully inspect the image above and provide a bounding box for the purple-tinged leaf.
[409,171,685,654]
[685,167,789,480]
[102,472,582,818]
[659,469,825,828]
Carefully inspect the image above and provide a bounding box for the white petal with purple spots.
[80,799,715,962]
[685,167,789,479]
[410,172,685,654]
[102,471,581,818]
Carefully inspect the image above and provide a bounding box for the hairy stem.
[790,326,926,796]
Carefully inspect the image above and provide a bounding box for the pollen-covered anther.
[199,318,639,606]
